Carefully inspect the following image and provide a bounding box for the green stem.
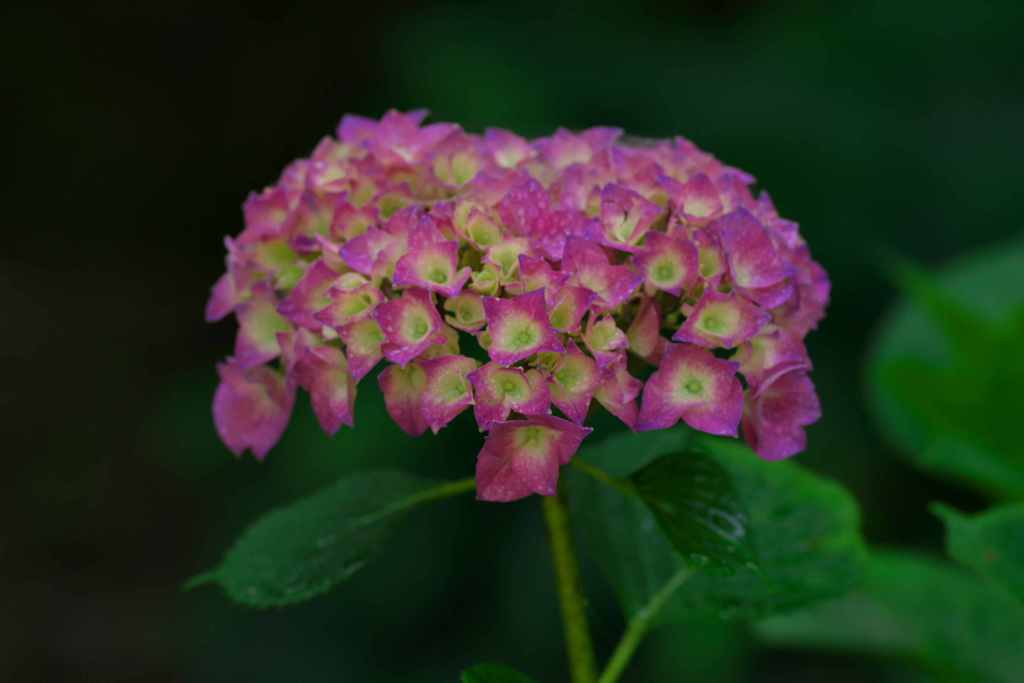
[598,567,693,683]
[542,488,598,683]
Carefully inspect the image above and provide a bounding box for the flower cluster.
[208,110,827,502]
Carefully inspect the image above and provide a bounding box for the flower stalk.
[542,486,598,683]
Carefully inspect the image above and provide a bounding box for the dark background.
[6,1,1022,681]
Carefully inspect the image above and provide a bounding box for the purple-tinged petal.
[454,203,504,249]
[314,279,384,330]
[634,231,699,296]
[420,354,478,433]
[737,278,795,309]
[284,190,335,241]
[250,237,304,290]
[213,361,295,459]
[239,187,291,244]
[637,343,743,436]
[484,290,564,366]
[393,240,471,296]
[339,227,396,276]
[774,251,830,335]
[549,341,601,424]
[294,345,357,436]
[563,238,643,310]
[277,259,340,330]
[735,328,811,393]
[205,272,238,322]
[506,254,568,301]
[626,297,666,364]
[710,209,787,289]
[497,178,550,237]
[373,288,448,366]
[416,323,461,361]
[548,286,595,333]
[595,360,643,429]
[234,282,293,368]
[469,363,551,430]
[583,315,629,369]
[692,229,726,284]
[475,416,592,502]
[673,290,769,349]
[675,173,723,223]
[484,128,536,168]
[443,292,487,332]
[330,198,377,242]
[378,362,429,436]
[598,183,662,251]
[742,368,821,460]
[339,318,385,382]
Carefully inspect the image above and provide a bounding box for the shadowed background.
[5,1,1023,680]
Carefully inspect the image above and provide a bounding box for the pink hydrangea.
[207,109,828,500]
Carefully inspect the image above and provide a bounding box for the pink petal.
[420,355,478,433]
[742,368,821,460]
[637,343,743,436]
[672,290,769,349]
[213,361,295,459]
[475,416,592,502]
[373,289,448,366]
[483,290,564,366]
[378,362,429,436]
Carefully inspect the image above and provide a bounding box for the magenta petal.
[205,272,238,322]
[475,416,592,502]
[735,328,811,392]
[634,231,699,296]
[484,290,564,366]
[583,315,629,369]
[742,368,821,460]
[234,282,293,369]
[392,240,470,296]
[339,227,396,276]
[378,362,429,436]
[637,343,743,436]
[294,345,357,436]
[469,362,551,430]
[711,208,787,289]
[549,341,601,424]
[563,238,643,310]
[339,318,385,382]
[420,354,478,433]
[595,360,643,429]
[626,297,665,364]
[373,288,448,366]
[598,183,662,251]
[277,260,340,330]
[213,361,295,459]
[672,290,769,349]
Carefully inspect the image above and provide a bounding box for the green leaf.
[933,502,1024,601]
[868,236,1024,497]
[755,551,1024,683]
[187,471,473,607]
[460,663,539,683]
[629,449,754,570]
[568,432,865,623]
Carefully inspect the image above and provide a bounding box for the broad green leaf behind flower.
[568,430,865,623]
[868,237,1024,498]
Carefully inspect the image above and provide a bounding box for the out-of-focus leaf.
[461,663,539,683]
[933,502,1024,601]
[868,237,1024,497]
[630,451,754,570]
[755,551,1024,683]
[568,432,865,623]
[187,471,472,607]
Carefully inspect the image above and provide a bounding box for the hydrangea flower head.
[207,109,829,500]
